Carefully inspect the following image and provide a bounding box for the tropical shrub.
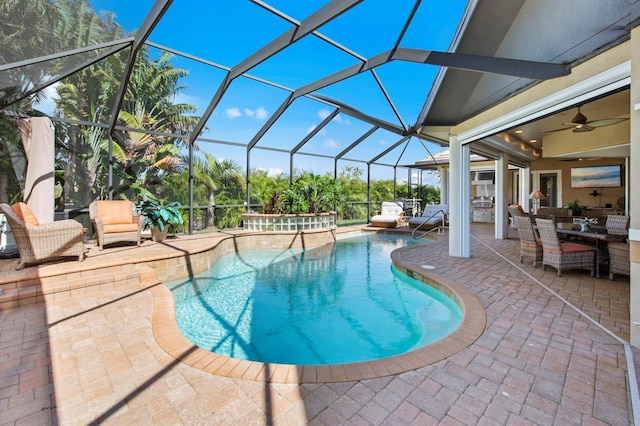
[280,172,344,214]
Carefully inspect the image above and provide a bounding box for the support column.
[449,136,470,258]
[439,166,449,205]
[495,153,509,239]
[629,25,640,348]
[519,165,531,213]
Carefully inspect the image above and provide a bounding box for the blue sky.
[41,1,468,184]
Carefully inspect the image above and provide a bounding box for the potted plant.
[136,195,185,242]
[564,199,586,216]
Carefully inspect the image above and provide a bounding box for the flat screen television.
[570,165,622,188]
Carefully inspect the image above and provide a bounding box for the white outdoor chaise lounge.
[408,204,448,230]
[370,201,405,228]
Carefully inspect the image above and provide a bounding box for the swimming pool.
[167,233,462,365]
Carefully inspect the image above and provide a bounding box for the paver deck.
[0,223,636,425]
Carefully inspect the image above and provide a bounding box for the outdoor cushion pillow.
[96,200,134,225]
[11,202,40,227]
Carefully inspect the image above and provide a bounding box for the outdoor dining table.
[555,222,628,277]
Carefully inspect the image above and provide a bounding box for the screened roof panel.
[249,36,361,89]
[338,128,397,163]
[315,72,406,128]
[257,97,329,150]
[318,0,418,57]
[52,47,132,124]
[301,114,379,157]
[399,0,469,50]
[3,0,636,173]
[0,42,133,110]
[372,61,441,125]
[202,76,292,144]
[143,46,229,120]
[89,0,155,36]
[148,2,293,67]
[263,0,332,21]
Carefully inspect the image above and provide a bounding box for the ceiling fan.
[559,106,628,133]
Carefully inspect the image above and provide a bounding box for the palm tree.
[0,0,64,108]
[109,50,198,199]
[0,116,23,204]
[192,154,244,229]
[51,0,128,205]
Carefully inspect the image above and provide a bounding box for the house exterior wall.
[529,157,626,210]
[629,26,640,348]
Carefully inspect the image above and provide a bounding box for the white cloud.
[268,167,283,177]
[332,115,350,125]
[323,139,340,149]
[255,106,268,120]
[379,139,388,145]
[317,108,349,124]
[225,107,242,119]
[242,106,268,120]
[306,124,317,134]
[318,109,331,120]
[254,166,283,177]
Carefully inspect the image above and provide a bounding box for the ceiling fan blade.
[544,127,570,133]
[585,117,628,127]
[561,122,581,127]
[572,125,594,133]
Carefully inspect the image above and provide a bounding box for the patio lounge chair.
[408,204,448,230]
[0,202,85,270]
[513,215,542,267]
[89,200,144,250]
[370,201,405,228]
[536,218,595,277]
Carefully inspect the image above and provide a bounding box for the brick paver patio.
[0,223,636,425]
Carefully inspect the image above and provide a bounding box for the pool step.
[0,264,159,310]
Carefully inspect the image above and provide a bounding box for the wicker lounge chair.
[607,241,630,280]
[0,202,85,270]
[370,201,405,228]
[513,215,542,266]
[89,200,144,250]
[535,218,595,277]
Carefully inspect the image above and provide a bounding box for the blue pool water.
[167,233,462,365]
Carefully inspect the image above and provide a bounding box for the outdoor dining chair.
[608,241,630,280]
[605,214,629,234]
[508,204,528,228]
[535,218,596,277]
[513,215,542,267]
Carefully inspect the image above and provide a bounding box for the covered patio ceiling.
[1,0,638,172]
[417,0,638,165]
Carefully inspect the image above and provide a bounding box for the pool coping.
[150,229,486,384]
